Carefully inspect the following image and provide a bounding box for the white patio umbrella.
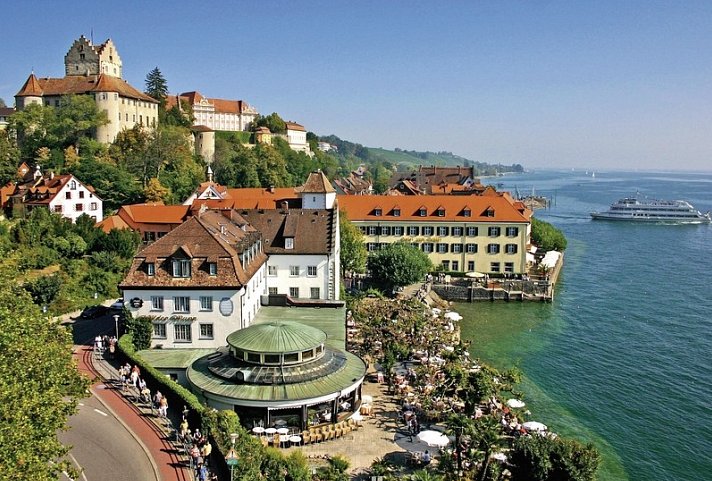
[522,421,547,432]
[444,311,463,321]
[491,452,508,462]
[362,394,373,404]
[431,307,442,315]
[506,399,526,409]
[417,430,450,448]
[466,271,486,278]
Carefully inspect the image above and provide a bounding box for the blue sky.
[2,1,712,171]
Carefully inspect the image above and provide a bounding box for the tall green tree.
[254,143,292,187]
[144,67,168,103]
[253,112,286,134]
[367,241,433,291]
[0,263,88,480]
[0,129,20,185]
[339,213,367,277]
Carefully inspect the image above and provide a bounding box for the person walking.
[158,396,168,418]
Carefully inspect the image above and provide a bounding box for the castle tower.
[301,170,336,210]
[14,73,43,109]
[64,35,123,78]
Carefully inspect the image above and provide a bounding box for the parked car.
[80,305,108,319]
[109,298,125,311]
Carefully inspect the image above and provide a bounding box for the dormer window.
[172,259,191,278]
[463,208,471,217]
[419,207,427,217]
[285,238,294,249]
[393,208,401,217]
[436,208,445,217]
[208,262,217,276]
[146,262,155,276]
[485,208,495,217]
[374,207,382,216]
[70,180,77,190]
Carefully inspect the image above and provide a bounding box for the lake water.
[456,169,712,481]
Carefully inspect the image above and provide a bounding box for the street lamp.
[113,314,119,339]
[226,433,239,480]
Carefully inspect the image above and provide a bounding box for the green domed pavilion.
[188,320,366,430]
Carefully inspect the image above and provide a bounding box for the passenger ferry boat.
[591,196,711,223]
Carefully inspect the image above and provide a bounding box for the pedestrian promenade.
[74,344,195,481]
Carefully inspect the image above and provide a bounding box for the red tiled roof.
[17,74,157,103]
[338,194,532,223]
[98,214,131,233]
[0,107,16,117]
[239,209,335,254]
[120,210,266,289]
[302,171,335,193]
[118,204,191,227]
[285,121,305,131]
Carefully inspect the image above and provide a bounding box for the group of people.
[183,421,215,481]
[94,335,117,358]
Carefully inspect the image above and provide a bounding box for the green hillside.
[366,147,523,175]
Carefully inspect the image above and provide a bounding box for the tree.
[0,265,88,480]
[144,67,168,103]
[24,275,62,306]
[509,435,600,481]
[126,315,153,351]
[143,177,171,203]
[367,241,433,291]
[0,129,20,185]
[339,213,367,277]
[253,112,286,134]
[531,218,567,251]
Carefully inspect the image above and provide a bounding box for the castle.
[15,35,158,144]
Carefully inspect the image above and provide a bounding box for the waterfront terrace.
[338,192,532,275]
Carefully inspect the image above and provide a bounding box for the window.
[208,262,217,276]
[367,243,378,251]
[310,287,320,299]
[307,265,317,277]
[174,324,192,342]
[452,244,463,253]
[54,205,63,213]
[152,323,166,339]
[265,354,280,364]
[437,226,449,236]
[441,260,450,271]
[289,265,300,277]
[268,287,278,295]
[268,265,277,276]
[436,208,445,217]
[422,226,434,236]
[485,208,495,217]
[466,243,478,253]
[452,261,459,271]
[79,191,84,199]
[463,209,472,217]
[452,227,463,236]
[487,244,500,254]
[506,244,518,254]
[90,202,98,210]
[199,324,214,339]
[394,226,404,236]
[247,352,260,363]
[172,259,191,278]
[200,296,213,311]
[285,238,294,249]
[66,192,72,199]
[146,262,155,276]
[289,287,299,298]
[408,226,420,236]
[150,296,163,311]
[75,203,83,212]
[422,243,434,253]
[490,262,501,273]
[381,226,391,236]
[174,296,190,313]
[467,227,478,236]
[468,261,475,271]
[437,243,449,253]
[506,227,519,237]
[505,262,515,273]
[367,226,378,236]
[488,227,501,237]
[393,208,401,216]
[374,208,382,216]
[419,208,427,217]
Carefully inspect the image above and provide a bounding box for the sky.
[2,1,712,172]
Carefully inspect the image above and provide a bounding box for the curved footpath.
[73,344,194,481]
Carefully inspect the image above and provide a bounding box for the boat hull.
[590,212,711,224]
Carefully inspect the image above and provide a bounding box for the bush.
[531,217,567,251]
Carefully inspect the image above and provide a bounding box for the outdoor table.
[289,435,302,446]
[265,427,277,435]
[276,427,289,435]
[252,427,265,436]
[279,434,290,447]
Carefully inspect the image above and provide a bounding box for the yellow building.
[338,192,532,275]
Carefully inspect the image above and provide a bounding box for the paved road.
[59,388,156,481]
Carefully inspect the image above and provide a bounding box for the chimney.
[281,201,289,212]
[268,185,275,193]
